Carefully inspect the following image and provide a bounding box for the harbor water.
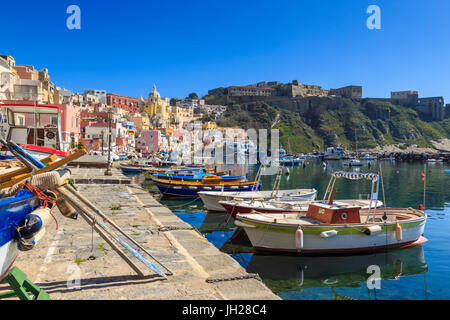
[136,160,450,300]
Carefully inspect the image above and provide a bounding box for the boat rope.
[158,225,202,236]
[20,182,58,230]
[206,273,262,283]
[85,208,168,278]
[167,197,200,208]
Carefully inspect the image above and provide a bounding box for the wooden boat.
[0,141,86,280]
[154,174,260,197]
[220,198,382,219]
[199,189,318,212]
[0,190,41,281]
[199,164,317,211]
[235,171,427,254]
[0,103,71,159]
[120,164,142,173]
[152,172,247,183]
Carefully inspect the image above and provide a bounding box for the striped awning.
[332,171,379,181]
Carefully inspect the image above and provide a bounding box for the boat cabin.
[201,175,223,185]
[306,202,362,224]
[1,104,64,152]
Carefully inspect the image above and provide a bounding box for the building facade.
[417,97,445,121]
[228,86,275,97]
[106,93,140,113]
[329,86,363,99]
[390,91,419,106]
[85,89,106,104]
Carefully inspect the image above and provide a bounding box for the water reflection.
[246,245,428,300]
[140,160,449,300]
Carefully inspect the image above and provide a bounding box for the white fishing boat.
[220,198,383,219]
[343,159,363,167]
[323,147,345,160]
[427,159,443,163]
[199,164,316,211]
[359,154,377,161]
[199,189,318,212]
[235,171,427,254]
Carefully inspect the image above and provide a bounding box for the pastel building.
[80,109,126,151]
[106,93,140,113]
[85,89,106,104]
[136,130,163,154]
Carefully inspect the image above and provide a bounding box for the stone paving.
[68,167,132,185]
[4,181,279,300]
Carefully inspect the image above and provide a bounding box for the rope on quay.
[158,225,204,237]
[166,196,201,208]
[206,273,262,283]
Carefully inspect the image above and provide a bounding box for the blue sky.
[2,0,449,102]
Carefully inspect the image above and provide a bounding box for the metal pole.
[105,111,112,176]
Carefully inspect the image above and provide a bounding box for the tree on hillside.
[187,92,198,99]
[170,98,177,106]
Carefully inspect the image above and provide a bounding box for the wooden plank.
[0,150,86,189]
[0,155,57,183]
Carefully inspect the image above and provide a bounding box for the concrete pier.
[5,173,279,300]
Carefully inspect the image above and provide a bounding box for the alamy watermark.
[169,124,281,175]
[66,5,81,30]
[66,264,81,290]
[367,265,382,290]
[367,5,381,30]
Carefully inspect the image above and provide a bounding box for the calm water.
[137,160,450,300]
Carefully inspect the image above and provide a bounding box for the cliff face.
[212,97,450,153]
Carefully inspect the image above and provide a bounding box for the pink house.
[136,130,161,154]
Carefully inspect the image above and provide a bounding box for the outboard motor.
[16,207,53,251]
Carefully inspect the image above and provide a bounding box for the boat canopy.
[332,171,379,181]
[1,104,61,115]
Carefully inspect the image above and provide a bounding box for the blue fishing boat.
[445,170,450,175]
[152,172,248,182]
[0,190,40,281]
[120,165,142,174]
[154,175,260,198]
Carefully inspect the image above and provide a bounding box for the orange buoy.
[418,204,424,211]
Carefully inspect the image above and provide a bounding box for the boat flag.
[372,177,379,201]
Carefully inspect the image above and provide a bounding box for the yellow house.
[202,121,218,130]
[131,114,150,131]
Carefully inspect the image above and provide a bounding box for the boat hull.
[0,191,39,280]
[156,183,260,198]
[237,213,426,254]
[198,189,317,212]
[221,199,383,219]
[120,166,142,173]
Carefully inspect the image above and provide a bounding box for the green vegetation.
[215,99,450,153]
[109,204,122,211]
[75,258,87,265]
[97,243,108,255]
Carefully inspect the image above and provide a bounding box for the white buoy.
[295,227,303,250]
[395,224,403,242]
[320,230,338,238]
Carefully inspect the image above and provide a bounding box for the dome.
[148,85,160,99]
